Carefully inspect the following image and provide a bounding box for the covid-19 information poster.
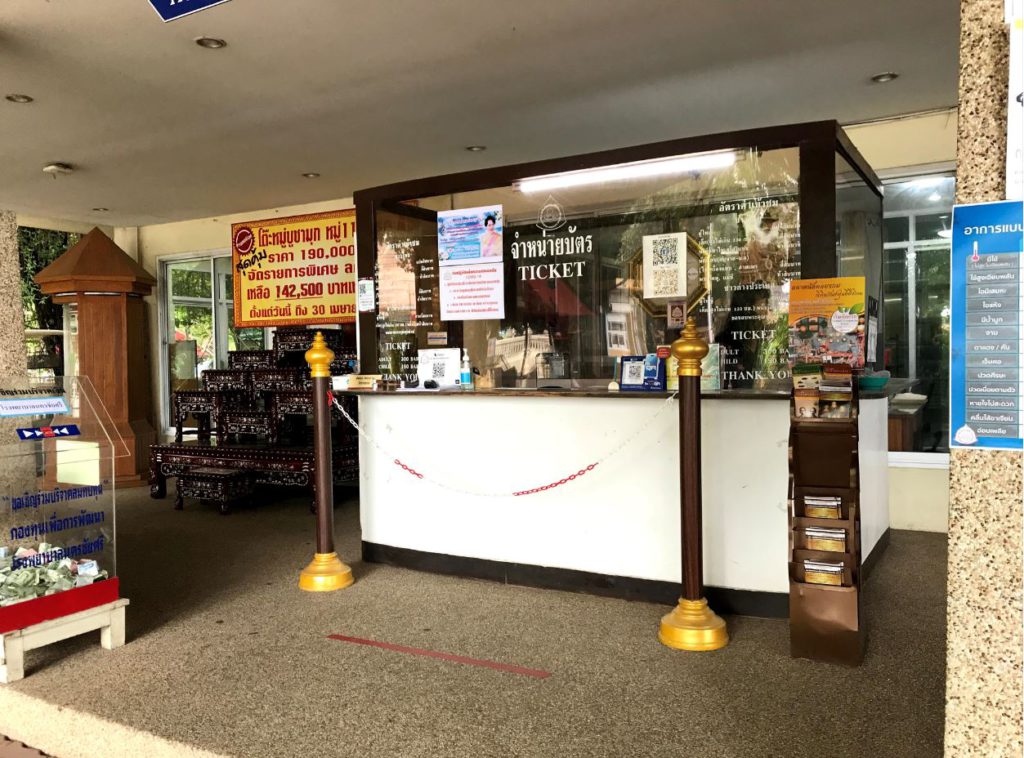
[949,199,1024,450]
[437,204,506,321]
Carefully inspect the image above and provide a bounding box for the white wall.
[889,465,950,532]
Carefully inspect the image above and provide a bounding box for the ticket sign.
[231,210,357,328]
[950,200,1024,450]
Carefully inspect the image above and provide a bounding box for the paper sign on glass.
[437,205,506,321]
[642,233,688,300]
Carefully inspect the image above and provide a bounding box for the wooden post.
[298,332,354,592]
[658,317,728,651]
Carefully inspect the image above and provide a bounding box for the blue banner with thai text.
[949,200,1024,450]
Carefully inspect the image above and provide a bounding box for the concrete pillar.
[0,211,28,376]
[946,1,1023,756]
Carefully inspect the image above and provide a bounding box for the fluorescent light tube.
[517,151,737,193]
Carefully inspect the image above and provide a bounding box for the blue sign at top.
[949,200,1024,450]
[148,0,231,22]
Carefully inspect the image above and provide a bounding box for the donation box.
[0,376,126,634]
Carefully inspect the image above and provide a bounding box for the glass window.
[835,153,884,366]
[881,174,955,453]
[883,216,910,244]
[162,256,268,429]
[375,147,804,392]
[18,227,80,381]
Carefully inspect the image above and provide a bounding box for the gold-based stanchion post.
[299,331,354,592]
[658,317,727,651]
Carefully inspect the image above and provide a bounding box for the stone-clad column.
[0,211,28,375]
[946,2,1023,756]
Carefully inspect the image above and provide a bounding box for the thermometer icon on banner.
[971,241,979,262]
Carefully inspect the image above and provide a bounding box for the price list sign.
[231,209,357,328]
[950,200,1024,450]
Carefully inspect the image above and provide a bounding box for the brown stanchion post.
[658,317,727,651]
[298,331,354,592]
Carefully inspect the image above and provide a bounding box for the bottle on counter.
[460,349,474,391]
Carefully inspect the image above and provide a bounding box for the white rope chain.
[328,391,679,498]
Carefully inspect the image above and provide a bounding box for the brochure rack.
[788,384,865,666]
[0,375,129,681]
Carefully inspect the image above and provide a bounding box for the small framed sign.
[620,354,666,392]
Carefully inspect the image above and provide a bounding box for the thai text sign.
[949,200,1024,450]
[232,209,357,328]
[148,0,231,22]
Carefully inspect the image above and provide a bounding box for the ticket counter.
[349,122,889,615]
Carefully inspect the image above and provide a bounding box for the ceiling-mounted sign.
[148,0,232,22]
[231,209,357,328]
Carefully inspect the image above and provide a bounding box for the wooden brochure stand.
[788,386,865,666]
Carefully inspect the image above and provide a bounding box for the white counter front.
[356,394,889,598]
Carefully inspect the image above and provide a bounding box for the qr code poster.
[416,348,462,388]
[642,233,688,300]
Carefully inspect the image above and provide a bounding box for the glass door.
[166,259,214,402]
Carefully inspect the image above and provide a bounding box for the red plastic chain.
[513,463,598,497]
[394,459,425,479]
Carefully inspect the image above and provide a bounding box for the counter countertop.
[336,387,790,400]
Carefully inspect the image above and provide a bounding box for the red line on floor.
[327,634,551,679]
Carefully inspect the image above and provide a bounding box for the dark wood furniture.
[228,350,276,369]
[172,390,222,443]
[153,327,359,513]
[219,409,274,442]
[202,369,251,396]
[788,387,864,666]
[250,368,306,398]
[175,467,255,514]
[274,327,345,366]
[150,440,358,509]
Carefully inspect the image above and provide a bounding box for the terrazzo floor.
[1,486,947,758]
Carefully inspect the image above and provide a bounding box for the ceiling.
[0,1,959,228]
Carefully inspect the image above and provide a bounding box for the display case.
[354,121,882,394]
[0,376,127,635]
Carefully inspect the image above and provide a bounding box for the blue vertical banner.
[949,200,1024,450]
[148,0,231,22]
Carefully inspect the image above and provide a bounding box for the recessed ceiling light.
[465,145,487,152]
[870,72,899,84]
[5,94,33,104]
[92,207,109,212]
[302,172,320,179]
[195,37,227,49]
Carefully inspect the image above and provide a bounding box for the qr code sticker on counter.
[652,269,678,296]
[432,361,446,379]
[652,237,679,266]
[623,361,644,385]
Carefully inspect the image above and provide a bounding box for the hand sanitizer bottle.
[460,349,474,391]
